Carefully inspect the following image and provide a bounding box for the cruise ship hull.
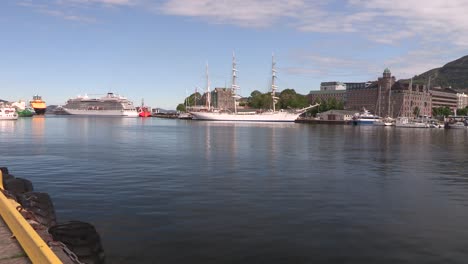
[63,108,138,117]
[190,111,303,122]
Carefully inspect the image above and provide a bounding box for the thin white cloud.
[18,0,137,23]
[18,1,97,23]
[159,0,308,27]
[57,0,136,6]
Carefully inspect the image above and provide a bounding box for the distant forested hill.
[403,55,468,90]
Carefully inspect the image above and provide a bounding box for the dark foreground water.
[1,116,468,263]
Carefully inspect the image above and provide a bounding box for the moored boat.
[30,95,47,115]
[11,100,35,117]
[373,117,395,126]
[0,103,19,120]
[395,117,429,128]
[190,54,319,122]
[178,112,192,120]
[353,109,381,125]
[138,99,152,117]
[447,121,466,129]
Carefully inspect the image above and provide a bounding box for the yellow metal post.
[0,170,63,263]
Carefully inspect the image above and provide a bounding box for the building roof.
[384,68,391,74]
[308,90,346,95]
[317,109,357,115]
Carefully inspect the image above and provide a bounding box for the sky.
[1,0,468,109]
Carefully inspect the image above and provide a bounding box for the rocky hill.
[406,55,468,91]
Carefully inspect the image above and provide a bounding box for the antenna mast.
[206,63,211,110]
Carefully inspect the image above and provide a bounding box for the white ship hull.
[63,108,138,117]
[190,111,303,122]
[0,107,19,120]
[395,117,429,128]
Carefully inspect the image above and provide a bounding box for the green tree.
[432,106,452,117]
[250,90,262,98]
[176,104,186,112]
[278,89,309,109]
[183,92,202,107]
[413,106,420,117]
[456,107,468,116]
[249,91,271,109]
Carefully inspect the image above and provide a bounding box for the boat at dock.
[190,54,319,122]
[373,117,395,126]
[138,99,151,117]
[395,117,429,128]
[62,92,138,116]
[447,121,466,129]
[11,101,35,117]
[29,95,46,115]
[178,113,193,120]
[352,109,381,125]
[0,103,18,120]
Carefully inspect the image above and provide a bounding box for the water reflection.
[0,120,16,134]
[2,119,468,263]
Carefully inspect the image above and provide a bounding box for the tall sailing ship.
[62,92,138,116]
[30,95,47,115]
[190,54,318,122]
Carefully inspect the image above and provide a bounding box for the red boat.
[138,99,152,117]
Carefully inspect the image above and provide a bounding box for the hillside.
[405,55,468,90]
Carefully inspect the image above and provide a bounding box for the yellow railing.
[0,170,62,264]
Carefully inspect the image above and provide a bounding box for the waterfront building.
[386,82,432,118]
[211,87,236,110]
[317,109,356,121]
[199,87,238,111]
[308,90,346,105]
[430,87,458,111]
[345,69,433,118]
[456,92,468,109]
[320,82,346,91]
[344,81,379,112]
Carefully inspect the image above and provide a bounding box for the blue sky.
[1,0,468,109]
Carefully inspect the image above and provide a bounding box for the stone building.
[200,87,236,110]
[345,81,379,112]
[346,69,433,117]
[211,87,236,110]
[308,90,346,105]
[386,82,432,117]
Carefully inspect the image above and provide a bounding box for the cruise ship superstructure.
[62,93,138,116]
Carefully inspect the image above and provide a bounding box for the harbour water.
[1,116,468,263]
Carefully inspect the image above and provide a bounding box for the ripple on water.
[2,118,468,263]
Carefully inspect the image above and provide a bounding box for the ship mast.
[206,63,211,110]
[377,85,381,117]
[231,52,240,114]
[408,78,413,117]
[271,54,279,112]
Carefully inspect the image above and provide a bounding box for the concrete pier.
[0,218,30,264]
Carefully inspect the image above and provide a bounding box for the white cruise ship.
[62,93,138,117]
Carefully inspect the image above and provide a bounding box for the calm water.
[1,116,468,263]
